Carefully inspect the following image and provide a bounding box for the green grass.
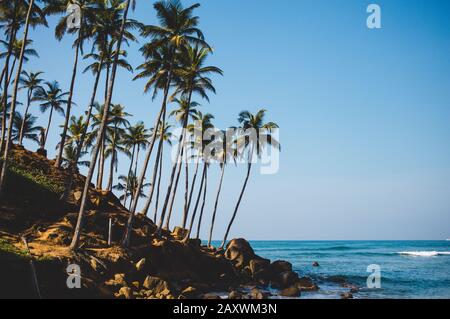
[8,164,65,195]
[0,238,28,258]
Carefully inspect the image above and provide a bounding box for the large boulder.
[225,238,257,268]
[270,260,293,274]
[249,258,270,275]
[271,271,299,289]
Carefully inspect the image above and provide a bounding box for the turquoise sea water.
[227,241,450,299]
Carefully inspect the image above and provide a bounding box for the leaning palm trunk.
[70,0,132,250]
[153,142,164,222]
[157,120,187,232]
[60,58,104,201]
[220,161,253,249]
[195,167,208,239]
[141,127,164,216]
[164,146,184,230]
[122,56,176,247]
[122,144,136,205]
[182,163,207,243]
[107,149,115,191]
[157,89,193,232]
[0,0,35,195]
[0,28,17,153]
[97,139,106,189]
[183,158,200,228]
[127,58,175,215]
[55,28,82,168]
[18,91,33,145]
[44,106,54,147]
[208,163,225,247]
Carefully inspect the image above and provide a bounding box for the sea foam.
[398,251,450,257]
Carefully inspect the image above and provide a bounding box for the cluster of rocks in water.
[104,237,319,300]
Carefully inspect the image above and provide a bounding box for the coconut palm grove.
[0,0,294,300]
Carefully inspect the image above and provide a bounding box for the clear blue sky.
[15,0,450,240]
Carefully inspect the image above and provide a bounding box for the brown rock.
[271,271,299,289]
[172,227,188,240]
[341,292,353,299]
[312,261,320,267]
[135,258,146,272]
[225,238,257,268]
[115,287,132,299]
[280,286,301,297]
[296,277,319,291]
[180,286,199,299]
[203,294,222,299]
[143,276,170,294]
[105,273,127,287]
[249,288,270,300]
[270,260,293,274]
[228,290,243,299]
[249,258,270,275]
[131,281,140,290]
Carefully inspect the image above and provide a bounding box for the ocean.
[233,241,450,299]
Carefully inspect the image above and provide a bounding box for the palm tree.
[164,98,200,229]
[0,0,46,153]
[70,0,136,250]
[161,45,222,231]
[12,111,42,145]
[61,144,90,171]
[0,0,46,195]
[180,111,214,242]
[18,70,44,144]
[140,121,172,220]
[207,131,239,247]
[0,38,39,83]
[125,0,208,241]
[33,81,68,148]
[220,110,280,249]
[43,0,99,168]
[113,172,150,209]
[122,121,150,203]
[106,104,130,191]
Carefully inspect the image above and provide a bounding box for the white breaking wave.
[398,251,450,257]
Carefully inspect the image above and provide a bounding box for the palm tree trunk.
[183,158,200,228]
[44,106,53,147]
[157,90,193,233]
[157,126,185,232]
[59,58,104,201]
[141,130,164,216]
[55,28,82,168]
[97,139,105,189]
[220,161,253,249]
[208,164,225,247]
[133,146,140,177]
[0,0,35,196]
[123,144,136,205]
[0,27,17,154]
[182,164,207,243]
[7,57,17,88]
[123,52,177,247]
[164,147,184,230]
[195,167,208,239]
[183,137,189,227]
[153,142,164,223]
[107,149,115,191]
[70,0,132,250]
[18,91,32,145]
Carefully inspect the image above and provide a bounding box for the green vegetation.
[0,238,28,258]
[8,163,65,195]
